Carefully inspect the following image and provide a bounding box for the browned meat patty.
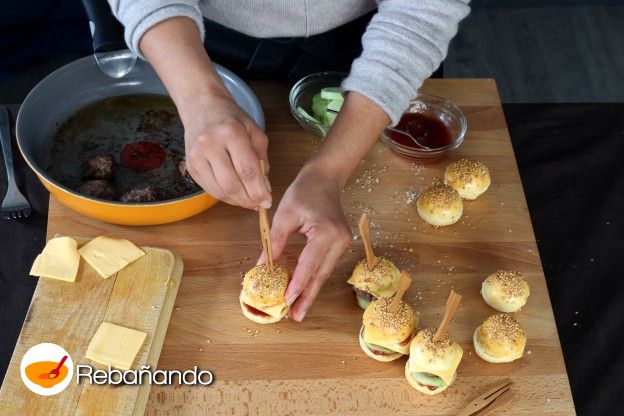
[353,287,377,303]
[78,180,116,200]
[120,186,160,203]
[178,158,195,183]
[82,154,114,179]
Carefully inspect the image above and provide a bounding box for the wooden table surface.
[46,79,576,415]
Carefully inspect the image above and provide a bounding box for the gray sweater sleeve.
[342,0,471,125]
[107,0,205,58]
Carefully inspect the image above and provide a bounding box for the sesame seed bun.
[416,184,463,226]
[360,298,417,357]
[473,314,526,363]
[240,264,290,324]
[481,270,530,313]
[404,362,457,395]
[347,258,401,299]
[444,159,491,200]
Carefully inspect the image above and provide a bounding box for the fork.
[457,378,514,416]
[0,106,31,219]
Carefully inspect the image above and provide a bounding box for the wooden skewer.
[258,160,273,271]
[433,289,462,342]
[358,213,379,271]
[388,271,412,314]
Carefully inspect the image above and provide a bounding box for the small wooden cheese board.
[0,243,183,416]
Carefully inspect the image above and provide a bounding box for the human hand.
[182,92,272,210]
[258,164,352,321]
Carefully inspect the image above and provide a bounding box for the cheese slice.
[362,327,411,355]
[78,236,145,278]
[240,290,287,318]
[407,344,463,385]
[29,236,80,282]
[86,322,147,370]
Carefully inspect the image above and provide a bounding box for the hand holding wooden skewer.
[258,160,273,271]
[433,289,462,342]
[358,213,379,271]
[388,271,412,314]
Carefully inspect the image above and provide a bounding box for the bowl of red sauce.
[380,93,467,161]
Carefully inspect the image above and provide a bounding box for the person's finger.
[289,237,348,322]
[227,136,272,209]
[208,148,257,209]
[186,154,233,204]
[284,236,330,309]
[256,202,300,265]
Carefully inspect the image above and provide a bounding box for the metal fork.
[0,106,31,219]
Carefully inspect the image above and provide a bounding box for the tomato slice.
[243,303,271,317]
[120,141,166,172]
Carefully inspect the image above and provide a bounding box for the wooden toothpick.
[388,271,412,314]
[433,290,462,342]
[258,160,273,270]
[358,213,379,271]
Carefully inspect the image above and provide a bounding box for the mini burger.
[359,297,418,361]
[405,328,463,395]
[240,264,291,324]
[348,258,402,309]
[473,314,526,363]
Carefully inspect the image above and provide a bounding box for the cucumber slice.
[356,294,371,309]
[323,110,337,127]
[365,342,395,354]
[312,95,331,119]
[320,87,343,101]
[410,372,446,388]
[327,99,343,113]
[297,107,318,123]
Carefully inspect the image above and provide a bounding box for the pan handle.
[81,0,127,52]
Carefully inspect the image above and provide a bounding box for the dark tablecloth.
[1,103,622,415]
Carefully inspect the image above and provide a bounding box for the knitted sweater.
[107,0,470,125]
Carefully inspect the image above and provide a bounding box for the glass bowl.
[380,93,467,161]
[289,71,347,138]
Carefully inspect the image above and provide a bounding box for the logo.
[20,343,73,396]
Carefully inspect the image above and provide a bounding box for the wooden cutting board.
[0,244,183,415]
[21,79,574,415]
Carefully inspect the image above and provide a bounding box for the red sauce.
[120,141,166,172]
[388,113,452,149]
[370,348,390,356]
[398,333,412,346]
[244,303,271,317]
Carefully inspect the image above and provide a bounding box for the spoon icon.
[38,355,68,380]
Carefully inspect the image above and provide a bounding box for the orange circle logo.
[20,343,73,396]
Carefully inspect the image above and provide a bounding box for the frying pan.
[16,18,265,226]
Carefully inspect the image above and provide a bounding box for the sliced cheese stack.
[30,236,80,282]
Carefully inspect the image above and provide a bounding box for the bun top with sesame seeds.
[481,270,530,313]
[474,314,526,362]
[348,257,402,298]
[241,264,291,308]
[444,159,491,200]
[416,183,463,226]
[407,328,463,385]
[362,297,417,342]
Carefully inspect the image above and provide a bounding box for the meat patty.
[353,287,377,303]
[178,158,195,183]
[120,186,160,203]
[82,154,114,179]
[78,180,116,200]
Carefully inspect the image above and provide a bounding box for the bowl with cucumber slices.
[289,71,347,138]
